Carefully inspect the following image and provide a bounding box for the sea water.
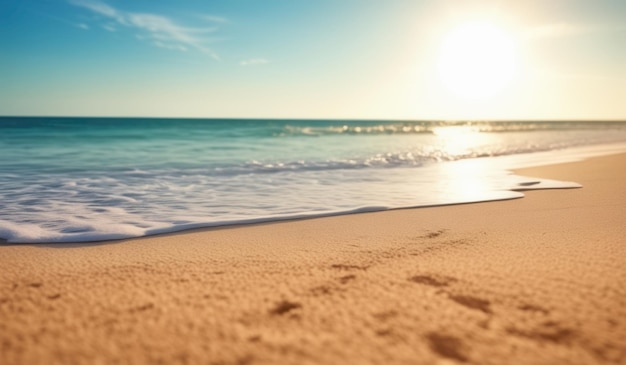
[1,118,626,243]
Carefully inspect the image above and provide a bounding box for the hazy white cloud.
[200,15,229,24]
[525,22,625,39]
[69,0,124,23]
[530,67,614,83]
[551,72,611,81]
[77,23,89,30]
[154,41,188,52]
[525,23,583,39]
[69,0,221,59]
[102,24,116,32]
[240,58,269,66]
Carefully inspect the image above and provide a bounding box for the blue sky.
[1,0,625,119]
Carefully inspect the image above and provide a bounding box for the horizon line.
[1,115,626,123]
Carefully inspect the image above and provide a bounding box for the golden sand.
[1,153,625,364]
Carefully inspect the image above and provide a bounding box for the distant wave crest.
[278,121,626,137]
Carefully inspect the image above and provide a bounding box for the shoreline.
[5,142,626,245]
[1,153,626,364]
[2,141,626,244]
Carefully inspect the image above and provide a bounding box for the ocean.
[1,117,626,243]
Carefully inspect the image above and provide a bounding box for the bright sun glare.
[438,21,519,101]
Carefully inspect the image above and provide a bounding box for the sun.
[437,21,519,101]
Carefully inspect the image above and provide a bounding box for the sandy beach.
[1,153,625,365]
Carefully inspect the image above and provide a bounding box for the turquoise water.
[1,117,626,243]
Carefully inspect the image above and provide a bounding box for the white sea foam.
[1,144,616,244]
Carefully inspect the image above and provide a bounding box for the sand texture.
[1,153,626,365]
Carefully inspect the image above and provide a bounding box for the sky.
[1,0,625,120]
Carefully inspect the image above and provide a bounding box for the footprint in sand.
[408,274,456,288]
[330,264,369,271]
[517,303,550,314]
[269,300,301,316]
[449,295,492,314]
[425,332,469,362]
[506,321,576,344]
[338,274,356,284]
